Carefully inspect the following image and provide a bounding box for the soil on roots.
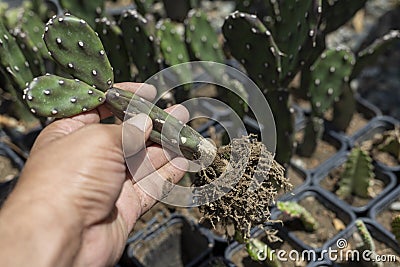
[194,135,292,241]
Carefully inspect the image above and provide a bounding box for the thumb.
[122,113,153,158]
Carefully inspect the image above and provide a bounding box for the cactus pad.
[156,19,192,85]
[0,19,33,90]
[12,27,45,77]
[119,10,159,82]
[18,9,49,60]
[44,14,114,92]
[222,11,281,91]
[24,74,105,118]
[59,0,104,27]
[95,17,131,82]
[308,47,355,117]
[185,9,224,63]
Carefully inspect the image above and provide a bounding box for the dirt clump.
[194,135,292,240]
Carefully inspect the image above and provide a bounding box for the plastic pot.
[278,163,312,202]
[368,186,400,241]
[313,152,397,215]
[348,116,400,172]
[123,215,214,267]
[224,226,310,267]
[291,124,348,175]
[322,218,400,266]
[272,187,356,253]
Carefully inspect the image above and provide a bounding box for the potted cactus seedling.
[318,146,396,213]
[325,219,400,266]
[274,189,354,250]
[276,201,319,233]
[23,13,292,248]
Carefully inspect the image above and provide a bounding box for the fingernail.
[125,113,152,133]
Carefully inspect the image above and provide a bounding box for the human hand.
[0,83,188,267]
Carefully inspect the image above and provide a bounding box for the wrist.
[0,191,82,267]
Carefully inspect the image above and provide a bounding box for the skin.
[0,83,189,267]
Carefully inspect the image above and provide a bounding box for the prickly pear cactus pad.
[194,135,291,240]
[59,0,104,27]
[24,74,105,118]
[119,10,160,82]
[222,11,281,92]
[156,19,192,85]
[18,9,49,60]
[308,47,355,117]
[185,9,224,63]
[95,17,131,82]
[43,14,114,92]
[0,19,33,90]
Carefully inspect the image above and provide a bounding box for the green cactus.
[95,17,131,83]
[119,10,160,82]
[337,147,374,199]
[222,12,294,165]
[222,12,282,92]
[267,89,294,165]
[375,128,400,162]
[277,201,319,232]
[134,0,156,16]
[321,0,367,33]
[331,84,356,132]
[355,220,382,267]
[264,0,319,86]
[59,0,104,27]
[352,30,400,79]
[246,239,281,267]
[185,9,224,63]
[24,75,105,117]
[391,215,400,244]
[0,19,33,91]
[11,27,45,77]
[17,9,50,60]
[156,19,192,85]
[296,116,324,157]
[185,9,248,118]
[25,14,217,163]
[43,14,113,92]
[355,220,375,251]
[307,47,355,117]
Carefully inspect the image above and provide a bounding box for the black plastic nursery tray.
[122,215,214,267]
[349,116,400,172]
[313,152,397,215]
[322,218,400,266]
[368,186,400,242]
